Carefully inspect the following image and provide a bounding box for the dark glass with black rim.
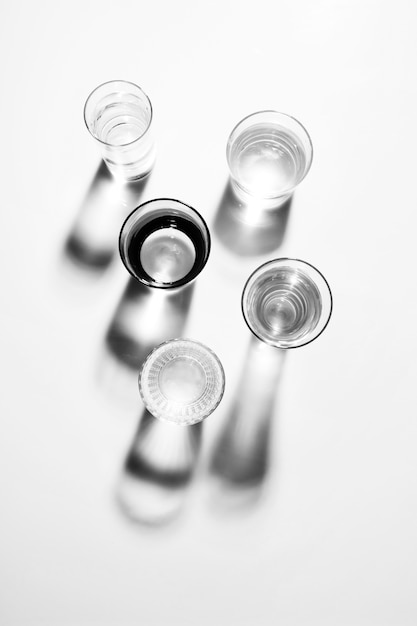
[119,198,211,289]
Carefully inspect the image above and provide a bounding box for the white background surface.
[1,1,417,624]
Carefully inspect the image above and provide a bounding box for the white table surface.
[1,1,417,624]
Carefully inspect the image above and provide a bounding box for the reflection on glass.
[64,161,148,271]
[105,278,194,370]
[226,110,313,208]
[210,337,285,510]
[117,410,202,526]
[139,339,225,426]
[119,198,210,289]
[84,80,156,181]
[213,180,291,257]
[242,258,333,349]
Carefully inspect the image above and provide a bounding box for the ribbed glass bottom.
[139,339,225,425]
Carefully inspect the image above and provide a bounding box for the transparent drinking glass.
[119,198,211,289]
[226,111,313,207]
[139,339,225,426]
[242,258,332,349]
[84,80,155,181]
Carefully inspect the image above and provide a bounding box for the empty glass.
[242,258,332,349]
[84,80,155,181]
[139,339,225,426]
[119,198,211,289]
[227,111,313,207]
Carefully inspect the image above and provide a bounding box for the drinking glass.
[242,258,332,349]
[139,339,225,426]
[226,111,313,207]
[119,198,211,289]
[84,80,155,181]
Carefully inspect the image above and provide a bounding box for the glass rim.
[241,257,333,349]
[83,79,153,148]
[226,110,314,199]
[118,197,211,289]
[138,338,226,425]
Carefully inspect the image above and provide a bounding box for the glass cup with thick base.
[119,198,211,289]
[227,111,313,208]
[139,339,226,426]
[242,258,332,349]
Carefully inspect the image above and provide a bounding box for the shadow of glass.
[210,337,286,513]
[116,409,203,526]
[105,278,194,370]
[213,180,292,257]
[64,161,149,271]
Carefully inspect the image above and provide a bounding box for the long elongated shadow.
[117,410,203,526]
[105,279,194,371]
[64,161,149,271]
[210,337,286,511]
[208,180,290,512]
[213,180,292,257]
